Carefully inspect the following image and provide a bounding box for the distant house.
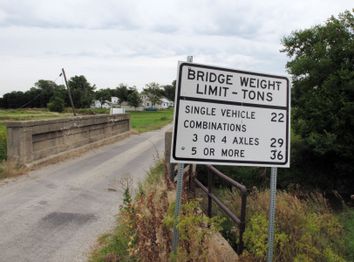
[141,95,151,108]
[92,100,102,108]
[91,100,111,108]
[141,95,173,109]
[111,97,119,104]
[159,98,173,109]
[91,96,120,109]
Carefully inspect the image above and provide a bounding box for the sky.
[0,0,352,96]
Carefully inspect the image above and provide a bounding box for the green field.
[0,109,73,121]
[129,109,173,133]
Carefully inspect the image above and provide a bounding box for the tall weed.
[91,161,224,262]
[164,199,223,261]
[217,189,346,261]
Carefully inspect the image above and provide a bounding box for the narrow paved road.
[0,125,170,262]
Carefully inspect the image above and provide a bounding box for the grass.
[339,209,354,260]
[0,108,72,121]
[0,123,6,161]
[129,109,173,133]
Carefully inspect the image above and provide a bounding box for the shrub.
[243,213,288,259]
[339,209,354,261]
[164,199,224,261]
[216,189,346,261]
[47,96,65,112]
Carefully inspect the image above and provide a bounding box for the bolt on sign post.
[170,61,290,260]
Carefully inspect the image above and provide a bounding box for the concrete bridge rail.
[5,114,130,166]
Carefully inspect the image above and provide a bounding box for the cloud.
[0,0,352,95]
[0,0,139,29]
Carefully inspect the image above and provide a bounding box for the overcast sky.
[0,0,352,96]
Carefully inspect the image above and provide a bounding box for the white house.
[92,100,102,108]
[159,98,171,109]
[141,95,151,108]
[141,95,173,109]
[111,97,119,104]
[91,96,120,109]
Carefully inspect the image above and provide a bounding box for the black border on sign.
[172,62,290,166]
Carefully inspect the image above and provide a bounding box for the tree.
[162,80,176,102]
[68,75,95,108]
[34,80,57,107]
[95,88,113,107]
[115,84,132,104]
[2,91,27,108]
[143,82,163,108]
[281,10,354,192]
[0,80,67,109]
[127,88,142,110]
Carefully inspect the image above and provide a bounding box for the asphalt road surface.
[0,125,170,262]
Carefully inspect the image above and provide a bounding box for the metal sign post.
[172,56,193,254]
[267,167,278,262]
[171,163,184,253]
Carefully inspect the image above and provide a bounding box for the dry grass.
[90,161,223,262]
[90,161,173,262]
[0,161,28,180]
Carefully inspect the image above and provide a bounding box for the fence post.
[207,168,213,217]
[238,192,247,254]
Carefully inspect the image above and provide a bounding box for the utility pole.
[61,68,76,116]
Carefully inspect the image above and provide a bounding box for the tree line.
[0,77,176,111]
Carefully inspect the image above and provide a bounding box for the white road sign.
[171,62,290,167]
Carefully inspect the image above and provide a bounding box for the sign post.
[172,56,193,254]
[171,62,290,260]
[267,167,277,261]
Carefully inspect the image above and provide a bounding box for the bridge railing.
[192,165,247,254]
